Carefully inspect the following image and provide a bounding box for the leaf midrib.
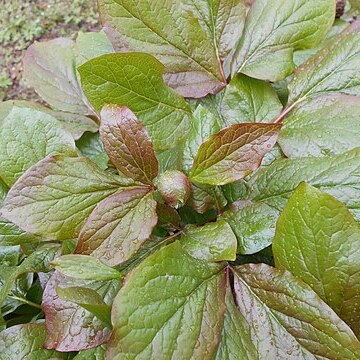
[112,0,223,83]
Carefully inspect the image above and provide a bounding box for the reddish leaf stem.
[273,101,299,124]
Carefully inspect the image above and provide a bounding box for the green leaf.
[0,218,43,246]
[0,267,18,305]
[350,0,360,10]
[293,19,350,67]
[99,0,227,97]
[56,286,112,328]
[73,346,105,360]
[156,144,184,173]
[0,244,60,306]
[232,264,360,359]
[0,246,20,266]
[220,74,283,124]
[0,99,98,140]
[230,0,335,81]
[183,105,221,173]
[0,177,8,203]
[215,285,257,360]
[52,255,122,281]
[0,323,68,360]
[107,242,226,359]
[190,123,281,185]
[224,147,360,222]
[18,244,61,274]
[182,0,247,63]
[279,94,360,157]
[273,183,360,335]
[23,38,93,115]
[181,219,237,261]
[222,200,279,254]
[0,107,77,186]
[75,31,114,66]
[79,53,192,150]
[187,182,227,214]
[75,187,157,266]
[100,105,158,184]
[288,21,360,105]
[1,155,131,240]
[76,132,109,170]
[42,271,121,351]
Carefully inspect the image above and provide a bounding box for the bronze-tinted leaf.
[75,187,157,266]
[100,105,158,185]
[190,123,281,185]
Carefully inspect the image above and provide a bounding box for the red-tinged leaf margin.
[231,264,360,359]
[42,271,113,352]
[100,105,158,185]
[189,123,281,186]
[75,186,158,266]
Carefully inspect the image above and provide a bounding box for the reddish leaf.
[190,123,281,186]
[100,106,158,185]
[42,271,120,352]
[75,187,157,266]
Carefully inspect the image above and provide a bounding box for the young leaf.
[75,31,114,66]
[181,219,237,261]
[190,123,281,185]
[78,53,192,150]
[56,286,112,328]
[0,323,68,360]
[224,147,360,222]
[232,264,360,359]
[273,183,360,335]
[230,0,335,81]
[100,105,158,184]
[215,284,257,360]
[107,242,226,359]
[288,21,360,105]
[220,74,283,124]
[23,38,93,115]
[76,132,109,170]
[156,170,191,208]
[1,155,131,240]
[222,200,279,254]
[75,187,157,266]
[182,0,247,63]
[183,105,221,173]
[0,107,77,186]
[98,0,227,97]
[52,255,122,281]
[279,94,360,157]
[156,202,181,230]
[42,271,120,351]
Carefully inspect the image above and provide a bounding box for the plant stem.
[9,295,42,310]
[273,101,299,124]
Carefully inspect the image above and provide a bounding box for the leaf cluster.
[1,1,360,359]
